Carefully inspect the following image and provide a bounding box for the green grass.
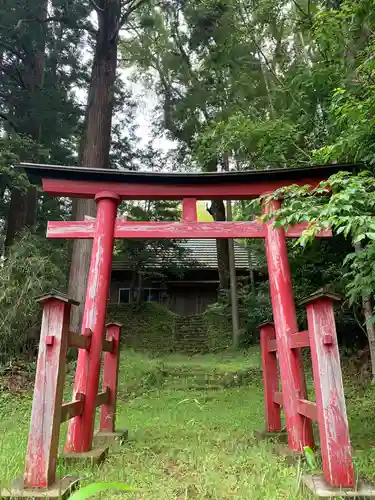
[0,348,375,498]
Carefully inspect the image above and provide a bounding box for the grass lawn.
[1,347,375,498]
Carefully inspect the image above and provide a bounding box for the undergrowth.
[0,348,374,498]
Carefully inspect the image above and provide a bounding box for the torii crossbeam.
[19,162,351,459]
[47,210,331,239]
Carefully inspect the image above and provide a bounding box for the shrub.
[0,232,66,362]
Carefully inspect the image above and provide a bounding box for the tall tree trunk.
[226,199,240,348]
[240,201,256,296]
[354,242,375,380]
[4,189,28,248]
[5,0,48,248]
[205,158,230,291]
[223,153,239,347]
[68,200,96,331]
[209,200,230,291]
[68,1,121,332]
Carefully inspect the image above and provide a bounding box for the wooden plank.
[100,324,121,433]
[260,324,282,432]
[24,298,71,488]
[61,399,84,423]
[267,338,277,352]
[306,296,355,487]
[48,220,266,239]
[68,330,92,350]
[96,387,110,408]
[102,338,113,353]
[273,391,283,406]
[290,330,310,349]
[47,219,331,240]
[42,177,325,200]
[48,220,95,238]
[297,399,318,421]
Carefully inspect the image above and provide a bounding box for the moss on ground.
[107,303,233,353]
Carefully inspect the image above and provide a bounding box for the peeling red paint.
[182,198,197,222]
[290,331,310,349]
[100,323,121,433]
[42,177,327,200]
[20,171,355,493]
[24,298,70,488]
[65,192,119,453]
[306,296,355,487]
[263,199,314,452]
[260,323,282,432]
[47,219,331,240]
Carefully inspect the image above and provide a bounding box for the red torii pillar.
[264,199,314,451]
[65,191,120,453]
[47,198,329,454]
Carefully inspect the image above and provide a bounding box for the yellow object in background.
[196,200,214,222]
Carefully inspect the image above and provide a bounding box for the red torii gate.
[30,163,334,453]
[3,162,373,498]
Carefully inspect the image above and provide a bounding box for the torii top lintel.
[19,162,358,201]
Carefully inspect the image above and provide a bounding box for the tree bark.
[209,200,230,291]
[67,1,121,332]
[5,0,48,249]
[4,188,28,248]
[354,242,375,381]
[68,200,96,332]
[240,200,256,296]
[205,159,230,291]
[226,199,240,348]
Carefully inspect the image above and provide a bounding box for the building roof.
[112,239,256,272]
[180,239,255,269]
[19,162,359,186]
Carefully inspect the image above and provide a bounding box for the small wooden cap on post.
[35,290,80,306]
[105,321,123,328]
[257,321,275,329]
[298,288,342,307]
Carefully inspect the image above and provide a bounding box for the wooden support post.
[99,323,121,433]
[302,291,355,488]
[182,198,197,222]
[65,191,120,454]
[95,387,110,407]
[260,322,281,432]
[263,199,314,452]
[61,396,85,423]
[68,328,92,350]
[24,293,78,489]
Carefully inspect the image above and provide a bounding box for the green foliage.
[107,302,234,353]
[238,283,272,344]
[2,349,375,497]
[0,232,66,362]
[195,114,306,168]
[108,303,177,352]
[125,0,375,173]
[70,482,136,499]
[203,304,233,350]
[255,171,375,319]
[0,135,46,188]
[303,446,317,471]
[123,0,375,353]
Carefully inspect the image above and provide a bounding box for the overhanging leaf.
[303,446,317,470]
[69,482,136,499]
